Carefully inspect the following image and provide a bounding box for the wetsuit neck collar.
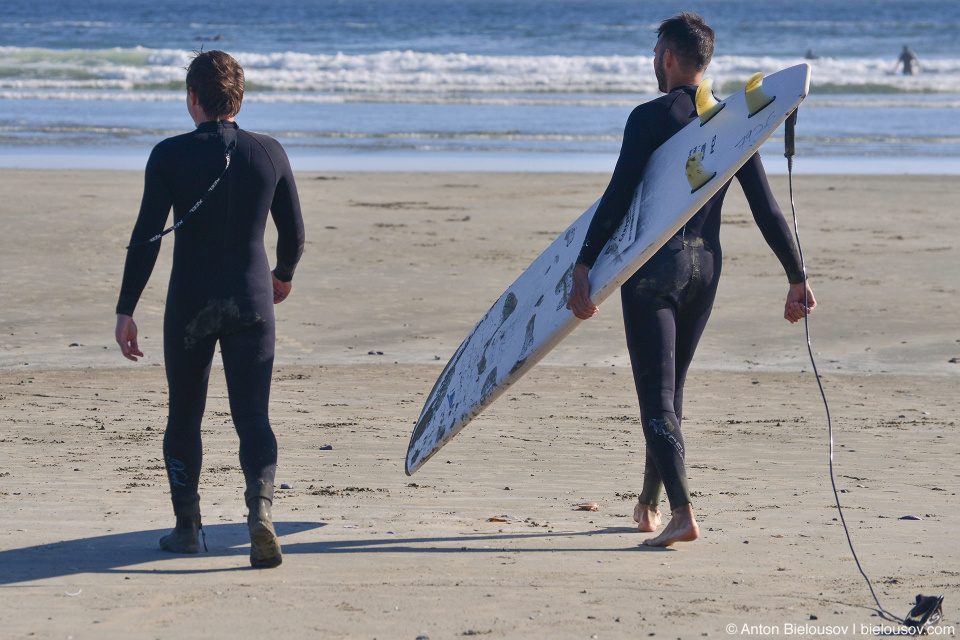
[196,120,239,133]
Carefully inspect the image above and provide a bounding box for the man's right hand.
[115,314,144,361]
[566,263,600,320]
[272,273,292,305]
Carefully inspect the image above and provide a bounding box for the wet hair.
[185,50,244,120]
[657,12,715,72]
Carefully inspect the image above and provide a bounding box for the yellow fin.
[745,72,775,116]
[695,78,724,124]
[685,152,716,192]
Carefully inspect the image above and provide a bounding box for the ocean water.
[1,0,958,172]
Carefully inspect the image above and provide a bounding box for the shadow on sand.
[1,523,666,585]
[1,521,326,584]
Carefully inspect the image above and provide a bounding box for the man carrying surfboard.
[114,50,305,567]
[566,12,816,547]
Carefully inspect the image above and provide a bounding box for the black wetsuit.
[898,49,918,75]
[577,86,804,510]
[117,120,305,515]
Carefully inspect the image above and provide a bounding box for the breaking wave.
[2,46,959,97]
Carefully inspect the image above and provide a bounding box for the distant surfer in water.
[895,45,920,76]
[115,50,305,567]
[566,12,816,547]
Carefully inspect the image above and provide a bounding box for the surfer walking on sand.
[114,50,305,568]
[566,12,816,547]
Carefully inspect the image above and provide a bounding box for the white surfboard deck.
[406,63,811,475]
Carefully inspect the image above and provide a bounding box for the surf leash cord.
[784,108,906,626]
[126,141,236,250]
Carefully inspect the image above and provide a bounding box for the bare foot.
[641,503,699,547]
[633,502,662,533]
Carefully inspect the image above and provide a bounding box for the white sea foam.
[2,46,960,96]
[3,89,959,111]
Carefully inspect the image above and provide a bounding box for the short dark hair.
[186,50,244,120]
[657,12,715,72]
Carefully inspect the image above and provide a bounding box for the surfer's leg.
[221,316,282,568]
[161,324,217,553]
[639,448,662,502]
[639,247,719,547]
[635,448,663,531]
[622,292,691,509]
[221,320,278,488]
[672,247,720,421]
[622,257,671,515]
[639,448,662,505]
[622,299,699,546]
[622,252,701,546]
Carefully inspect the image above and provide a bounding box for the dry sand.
[1,170,958,639]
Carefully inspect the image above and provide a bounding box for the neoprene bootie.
[159,502,203,554]
[245,480,282,568]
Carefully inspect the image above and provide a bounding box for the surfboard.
[406,63,812,475]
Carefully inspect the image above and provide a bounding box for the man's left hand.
[785,281,816,323]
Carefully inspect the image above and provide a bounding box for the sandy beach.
[1,170,958,639]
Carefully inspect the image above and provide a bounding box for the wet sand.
[1,170,958,638]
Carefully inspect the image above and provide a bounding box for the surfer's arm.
[116,145,173,317]
[571,105,658,319]
[576,107,654,269]
[736,154,816,322]
[736,154,805,284]
[269,145,305,284]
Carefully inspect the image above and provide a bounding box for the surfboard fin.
[685,152,716,193]
[745,72,776,117]
[695,78,725,125]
